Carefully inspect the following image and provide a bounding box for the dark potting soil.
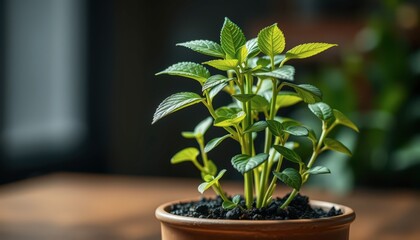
[170,193,342,220]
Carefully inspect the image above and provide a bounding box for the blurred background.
[0,0,419,192]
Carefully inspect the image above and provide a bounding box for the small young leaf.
[245,38,260,58]
[253,65,295,81]
[266,120,284,137]
[220,18,246,59]
[233,94,256,103]
[203,59,239,71]
[257,23,285,57]
[171,147,199,164]
[333,109,359,132]
[273,145,302,164]
[273,168,302,190]
[204,134,231,153]
[323,138,352,156]
[181,131,196,139]
[205,160,218,176]
[286,43,337,60]
[156,62,210,83]
[307,166,331,175]
[232,195,241,204]
[236,45,248,63]
[194,117,213,136]
[243,121,268,134]
[152,92,203,124]
[215,107,241,118]
[308,102,334,121]
[197,169,227,194]
[214,111,246,127]
[231,153,269,174]
[176,40,225,58]
[222,201,237,210]
[276,92,302,109]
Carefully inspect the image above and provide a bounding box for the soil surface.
[170,194,342,220]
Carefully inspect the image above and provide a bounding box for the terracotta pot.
[155,199,355,240]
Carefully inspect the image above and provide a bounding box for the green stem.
[197,136,209,168]
[280,188,298,209]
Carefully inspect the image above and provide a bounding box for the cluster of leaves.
[152,18,358,210]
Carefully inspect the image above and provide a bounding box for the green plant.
[152,18,358,210]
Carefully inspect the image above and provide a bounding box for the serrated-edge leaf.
[273,168,302,190]
[273,145,302,164]
[323,138,352,156]
[308,102,334,121]
[171,147,199,164]
[209,82,228,99]
[231,153,269,174]
[257,23,285,57]
[176,40,225,58]
[232,94,256,103]
[243,121,268,134]
[204,134,231,153]
[152,92,203,124]
[253,65,295,81]
[307,166,331,175]
[156,62,210,83]
[202,75,228,92]
[246,38,260,58]
[286,43,337,60]
[203,59,239,71]
[220,18,246,59]
[266,120,283,137]
[194,117,213,136]
[333,109,359,132]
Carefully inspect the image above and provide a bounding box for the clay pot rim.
[156,198,355,229]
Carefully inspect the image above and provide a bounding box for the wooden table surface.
[0,173,418,240]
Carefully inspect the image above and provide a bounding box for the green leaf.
[205,160,218,176]
[171,147,199,164]
[283,124,309,137]
[257,23,285,57]
[203,59,239,71]
[231,153,269,174]
[273,145,302,164]
[220,18,246,59]
[245,38,260,58]
[273,168,302,190]
[204,134,231,153]
[276,92,302,109]
[232,195,241,204]
[253,65,295,81]
[214,111,246,127]
[333,109,359,132]
[283,83,322,104]
[323,138,352,156]
[209,82,228,99]
[222,201,237,210]
[215,107,241,118]
[203,75,229,92]
[307,166,331,175]
[176,40,225,58]
[194,117,213,136]
[198,169,227,194]
[236,45,248,63]
[181,131,195,139]
[286,43,337,60]
[233,94,256,103]
[243,121,268,134]
[308,102,334,121]
[156,62,210,83]
[251,95,270,112]
[266,120,283,137]
[308,128,317,143]
[152,92,203,124]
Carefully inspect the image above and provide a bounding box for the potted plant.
[153,18,358,240]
